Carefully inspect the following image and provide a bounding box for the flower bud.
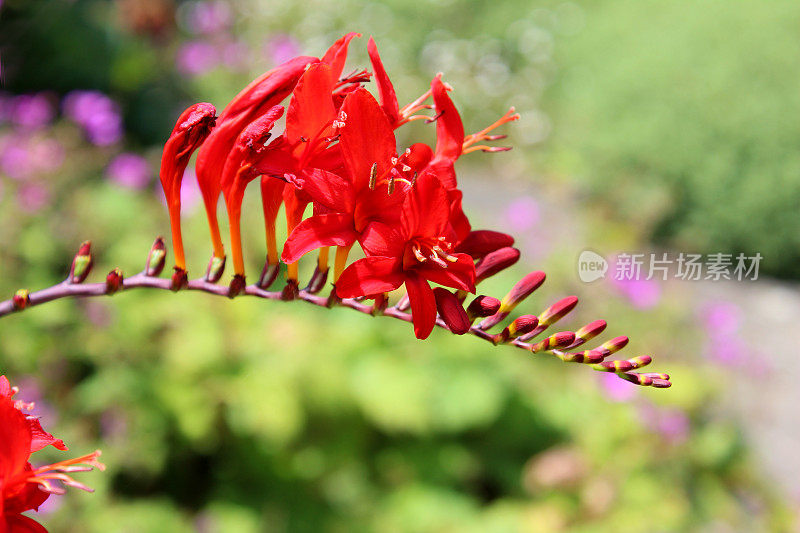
[466,295,501,321]
[69,241,93,284]
[566,320,607,349]
[281,279,299,301]
[479,271,545,330]
[456,230,515,260]
[475,247,521,284]
[434,288,470,335]
[590,336,629,360]
[590,360,633,373]
[12,289,30,311]
[205,254,226,283]
[518,295,578,342]
[530,331,576,353]
[106,268,124,294]
[305,266,329,294]
[145,237,166,277]
[258,260,280,290]
[495,314,539,344]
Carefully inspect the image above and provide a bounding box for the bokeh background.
[1,0,799,531]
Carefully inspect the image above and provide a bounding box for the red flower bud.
[530,331,576,353]
[106,268,124,294]
[475,247,520,284]
[171,267,188,292]
[69,241,93,284]
[145,237,166,277]
[228,274,246,298]
[11,289,30,311]
[518,295,578,342]
[566,320,607,349]
[205,254,226,283]
[466,295,501,321]
[456,230,515,260]
[495,314,539,344]
[479,270,545,330]
[434,288,470,335]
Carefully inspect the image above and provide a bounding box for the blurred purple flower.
[12,93,55,129]
[28,137,65,173]
[0,92,12,122]
[640,405,690,445]
[264,35,300,66]
[177,40,219,76]
[100,409,128,441]
[107,152,152,189]
[700,301,741,336]
[183,1,233,35]
[503,195,540,231]
[599,372,637,402]
[17,183,50,212]
[0,138,33,180]
[704,335,746,366]
[63,90,123,146]
[607,256,662,309]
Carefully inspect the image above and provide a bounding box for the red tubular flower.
[195,55,316,261]
[159,103,217,271]
[336,172,476,339]
[0,377,103,533]
[220,105,285,278]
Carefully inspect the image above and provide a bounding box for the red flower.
[0,377,103,533]
[159,103,217,271]
[336,172,476,339]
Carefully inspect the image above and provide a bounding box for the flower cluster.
[160,32,519,339]
[0,376,103,532]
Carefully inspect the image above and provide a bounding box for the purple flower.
[607,256,662,309]
[503,195,540,231]
[599,372,638,402]
[28,137,65,173]
[264,35,301,66]
[0,92,12,123]
[182,1,232,35]
[700,301,741,336]
[17,183,51,212]
[63,90,124,146]
[107,153,152,189]
[0,138,33,180]
[639,405,690,444]
[176,40,219,76]
[12,93,55,129]
[220,39,250,71]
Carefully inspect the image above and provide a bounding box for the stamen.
[369,162,377,190]
[387,174,396,194]
[429,254,448,268]
[413,246,427,263]
[462,107,520,150]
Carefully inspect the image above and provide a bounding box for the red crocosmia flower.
[427,73,464,191]
[0,377,65,454]
[220,105,285,277]
[281,88,434,264]
[0,378,103,533]
[195,55,315,260]
[159,102,217,271]
[366,37,400,127]
[336,172,476,339]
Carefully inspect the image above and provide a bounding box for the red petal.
[358,222,405,257]
[456,230,515,259]
[285,63,337,149]
[335,257,404,298]
[260,176,285,229]
[405,273,437,339]
[221,105,284,196]
[427,74,464,190]
[340,88,397,190]
[0,375,11,397]
[433,288,471,335]
[447,189,472,244]
[415,253,476,293]
[27,418,67,453]
[367,37,400,126]
[321,32,361,79]
[293,169,355,212]
[400,171,450,238]
[405,143,433,173]
[281,214,358,264]
[0,400,32,482]
[6,513,48,533]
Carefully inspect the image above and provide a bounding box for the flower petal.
[359,222,405,257]
[428,73,464,190]
[282,214,358,264]
[400,171,450,238]
[367,37,400,126]
[321,32,361,79]
[335,257,404,298]
[292,169,355,212]
[340,88,397,190]
[405,272,437,339]
[285,63,337,148]
[433,287,471,335]
[416,253,476,293]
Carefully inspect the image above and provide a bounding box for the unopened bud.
[434,288,470,335]
[205,254,226,283]
[171,267,188,291]
[456,230,515,260]
[475,247,521,284]
[281,279,298,301]
[258,260,280,290]
[228,274,246,298]
[146,237,166,277]
[518,295,579,342]
[305,266,329,294]
[495,314,539,344]
[69,241,93,284]
[566,320,607,349]
[589,336,629,360]
[466,295,501,321]
[106,269,124,294]
[12,289,30,311]
[590,360,633,373]
[479,271,545,330]
[529,331,576,353]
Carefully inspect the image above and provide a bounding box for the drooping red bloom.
[159,103,217,271]
[0,377,103,533]
[336,172,476,339]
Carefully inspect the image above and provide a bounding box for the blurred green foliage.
[0,0,797,531]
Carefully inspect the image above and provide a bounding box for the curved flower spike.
[159,102,217,271]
